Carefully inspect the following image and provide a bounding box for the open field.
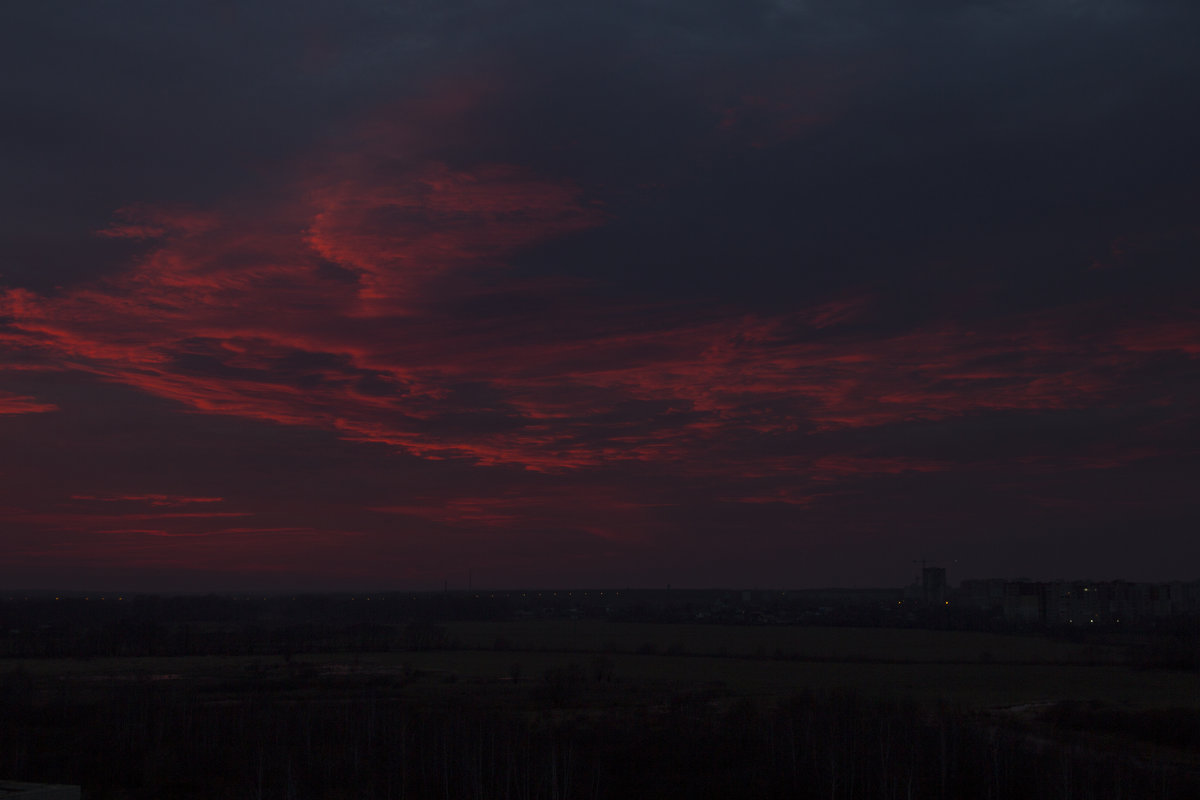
[442,620,1127,663]
[7,622,1195,712]
[401,651,1200,711]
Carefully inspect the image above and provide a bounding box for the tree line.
[4,666,1197,799]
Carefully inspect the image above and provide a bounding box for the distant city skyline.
[3,1,1199,591]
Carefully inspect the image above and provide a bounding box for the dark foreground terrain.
[3,593,1199,798]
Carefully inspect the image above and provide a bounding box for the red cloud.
[0,391,56,415]
[71,494,224,506]
[97,205,219,241]
[306,162,602,314]
[1112,320,1200,355]
[15,510,251,527]
[1,86,1196,490]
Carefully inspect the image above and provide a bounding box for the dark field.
[3,599,1200,798]
[13,621,1194,710]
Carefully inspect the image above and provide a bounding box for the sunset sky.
[3,1,1199,591]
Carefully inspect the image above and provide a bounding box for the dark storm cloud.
[454,0,1200,317]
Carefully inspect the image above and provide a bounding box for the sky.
[3,1,1199,591]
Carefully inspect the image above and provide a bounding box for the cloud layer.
[3,1,1199,588]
